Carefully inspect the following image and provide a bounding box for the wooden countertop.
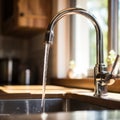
[0,85,120,109]
[51,78,120,93]
[0,85,68,99]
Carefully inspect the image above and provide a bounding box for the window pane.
[70,0,108,78]
[87,0,108,66]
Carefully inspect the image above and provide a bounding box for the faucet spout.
[45,8,108,97]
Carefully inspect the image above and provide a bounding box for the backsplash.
[28,33,45,84]
[0,35,28,61]
[0,33,49,85]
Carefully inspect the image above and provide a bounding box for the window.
[52,0,119,79]
[108,0,119,53]
[51,0,120,92]
[69,0,108,78]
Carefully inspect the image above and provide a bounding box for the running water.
[41,43,51,113]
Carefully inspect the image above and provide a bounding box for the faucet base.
[94,84,108,97]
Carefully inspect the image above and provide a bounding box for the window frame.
[108,0,119,54]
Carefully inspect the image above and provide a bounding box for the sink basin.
[0,99,64,114]
[0,98,106,114]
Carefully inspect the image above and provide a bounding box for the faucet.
[45,8,118,97]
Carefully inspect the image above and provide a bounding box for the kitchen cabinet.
[2,0,52,37]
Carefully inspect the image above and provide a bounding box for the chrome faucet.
[45,8,118,97]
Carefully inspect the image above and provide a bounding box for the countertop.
[0,85,120,109]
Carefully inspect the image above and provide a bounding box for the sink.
[0,98,106,114]
[67,99,106,111]
[0,99,64,114]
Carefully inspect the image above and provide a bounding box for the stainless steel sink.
[0,98,65,114]
[0,98,106,114]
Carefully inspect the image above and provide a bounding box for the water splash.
[41,112,48,120]
[41,43,51,113]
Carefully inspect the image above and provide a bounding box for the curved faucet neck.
[45,8,108,96]
[46,8,104,68]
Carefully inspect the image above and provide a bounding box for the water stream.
[41,43,51,113]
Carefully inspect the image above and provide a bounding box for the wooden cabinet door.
[2,0,52,36]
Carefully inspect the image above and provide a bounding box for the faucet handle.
[101,74,115,86]
[110,55,120,76]
[102,55,120,86]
